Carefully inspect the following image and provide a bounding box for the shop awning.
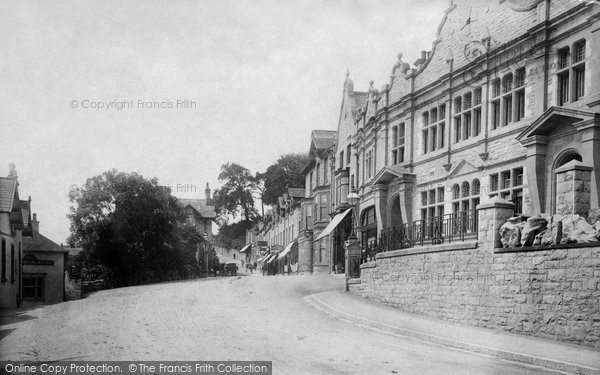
[278,240,297,260]
[266,253,278,263]
[257,252,270,262]
[314,208,353,241]
[239,244,251,253]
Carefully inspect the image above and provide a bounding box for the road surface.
[1,275,558,374]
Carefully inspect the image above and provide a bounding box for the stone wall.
[350,199,600,348]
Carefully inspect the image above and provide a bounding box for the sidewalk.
[305,291,600,375]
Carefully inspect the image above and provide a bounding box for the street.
[1,275,558,374]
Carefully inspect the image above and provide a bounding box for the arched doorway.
[551,149,583,213]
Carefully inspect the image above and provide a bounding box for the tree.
[257,153,310,206]
[213,163,258,224]
[67,170,190,286]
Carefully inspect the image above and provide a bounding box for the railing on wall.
[361,211,478,263]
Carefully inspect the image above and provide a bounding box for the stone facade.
[337,0,600,349]
[352,243,600,348]
[245,188,303,274]
[322,0,600,253]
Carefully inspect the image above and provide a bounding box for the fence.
[362,211,478,263]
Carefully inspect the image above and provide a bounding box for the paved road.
[1,275,558,374]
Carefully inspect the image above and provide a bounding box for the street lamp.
[347,190,360,239]
[344,189,362,286]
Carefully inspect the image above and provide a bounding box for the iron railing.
[361,211,478,264]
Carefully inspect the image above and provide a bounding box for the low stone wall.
[351,241,600,348]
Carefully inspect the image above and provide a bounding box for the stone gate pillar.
[476,197,515,249]
[555,160,593,216]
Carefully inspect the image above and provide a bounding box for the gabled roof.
[23,232,68,253]
[516,106,600,141]
[0,177,17,213]
[177,198,216,219]
[371,165,409,185]
[287,188,305,199]
[310,130,337,153]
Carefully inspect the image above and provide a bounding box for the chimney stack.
[32,213,39,234]
[205,183,211,202]
[8,163,17,178]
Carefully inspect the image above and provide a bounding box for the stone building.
[0,164,25,309]
[22,213,69,306]
[320,0,600,258]
[245,188,303,274]
[299,130,337,273]
[332,0,600,349]
[177,183,216,241]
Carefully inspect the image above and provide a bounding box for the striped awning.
[239,244,251,253]
[278,240,297,260]
[314,208,353,241]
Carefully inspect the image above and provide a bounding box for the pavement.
[305,290,600,375]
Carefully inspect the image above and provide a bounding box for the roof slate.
[0,177,17,213]
[23,232,67,253]
[177,198,216,219]
[287,188,305,198]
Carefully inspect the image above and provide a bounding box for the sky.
[0,0,448,244]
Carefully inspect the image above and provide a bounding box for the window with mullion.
[391,123,405,164]
[421,188,444,220]
[422,104,445,154]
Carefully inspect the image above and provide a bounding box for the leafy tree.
[214,220,255,249]
[257,153,310,206]
[213,163,258,224]
[67,170,191,286]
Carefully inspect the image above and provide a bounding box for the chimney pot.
[32,213,39,233]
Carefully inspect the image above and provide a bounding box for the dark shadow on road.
[0,328,15,340]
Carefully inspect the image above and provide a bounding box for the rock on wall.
[351,245,600,348]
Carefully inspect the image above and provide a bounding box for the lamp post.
[344,190,361,289]
[347,190,360,238]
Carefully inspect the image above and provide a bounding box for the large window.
[491,69,526,129]
[452,180,481,215]
[422,104,446,154]
[319,194,328,220]
[453,88,482,143]
[557,40,586,105]
[365,149,374,179]
[23,276,44,300]
[420,187,445,220]
[391,122,405,164]
[489,167,524,214]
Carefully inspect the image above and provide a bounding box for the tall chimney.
[205,183,211,202]
[32,213,39,234]
[8,163,17,178]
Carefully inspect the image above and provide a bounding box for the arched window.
[453,184,460,200]
[472,178,481,196]
[462,181,470,198]
[453,180,480,214]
